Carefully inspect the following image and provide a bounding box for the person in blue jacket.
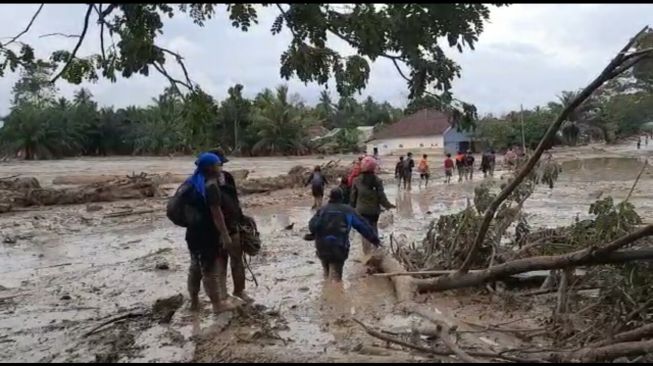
[307,188,381,282]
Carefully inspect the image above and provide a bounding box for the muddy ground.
[0,142,651,363]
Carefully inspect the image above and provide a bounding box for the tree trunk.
[367,250,416,302]
[415,228,653,293]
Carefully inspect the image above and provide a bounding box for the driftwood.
[51,170,250,186]
[366,249,416,302]
[239,163,348,195]
[5,175,160,207]
[459,26,653,273]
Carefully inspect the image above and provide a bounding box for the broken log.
[564,339,653,363]
[372,270,483,277]
[589,324,653,348]
[366,249,416,302]
[415,228,653,293]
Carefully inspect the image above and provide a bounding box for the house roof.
[368,109,452,141]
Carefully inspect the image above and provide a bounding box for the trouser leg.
[201,254,231,313]
[226,232,246,297]
[329,261,344,282]
[320,258,330,279]
[188,253,202,309]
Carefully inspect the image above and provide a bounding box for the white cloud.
[0,4,651,116]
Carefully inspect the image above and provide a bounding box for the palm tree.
[0,103,82,159]
[249,85,312,156]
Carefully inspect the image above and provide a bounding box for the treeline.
[0,63,404,159]
[476,88,653,151]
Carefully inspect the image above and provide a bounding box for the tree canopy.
[0,3,506,127]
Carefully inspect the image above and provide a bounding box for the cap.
[208,147,229,163]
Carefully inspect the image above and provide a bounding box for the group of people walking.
[174,146,505,314]
[305,155,395,282]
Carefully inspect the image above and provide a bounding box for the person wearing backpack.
[305,165,329,209]
[308,188,381,282]
[209,148,254,304]
[351,157,395,255]
[179,152,240,314]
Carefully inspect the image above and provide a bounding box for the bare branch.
[38,33,80,39]
[391,58,410,82]
[50,4,93,84]
[4,4,44,46]
[152,61,191,93]
[624,160,648,203]
[94,4,106,62]
[458,28,653,273]
[154,46,195,90]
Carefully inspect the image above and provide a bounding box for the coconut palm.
[0,103,82,159]
[249,85,312,155]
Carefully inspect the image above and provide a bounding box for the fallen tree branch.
[83,311,146,337]
[624,159,648,203]
[459,26,653,274]
[614,298,653,333]
[415,325,482,363]
[590,324,653,348]
[103,209,156,219]
[563,339,653,362]
[415,229,653,293]
[372,269,483,277]
[353,318,536,363]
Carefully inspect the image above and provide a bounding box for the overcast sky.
[0,3,651,116]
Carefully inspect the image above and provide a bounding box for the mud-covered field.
[0,143,651,363]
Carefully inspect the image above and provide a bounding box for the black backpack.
[240,215,262,256]
[166,182,203,228]
[315,208,349,246]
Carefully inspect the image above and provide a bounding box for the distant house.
[311,126,375,150]
[366,109,475,156]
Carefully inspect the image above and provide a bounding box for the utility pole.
[520,104,526,153]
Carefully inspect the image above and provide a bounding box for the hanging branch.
[50,4,93,84]
[4,4,44,46]
[38,33,80,39]
[154,46,195,90]
[458,26,653,273]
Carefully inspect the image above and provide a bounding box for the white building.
[366,109,474,156]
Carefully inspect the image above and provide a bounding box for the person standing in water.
[185,152,240,314]
[395,156,405,189]
[307,188,380,282]
[455,151,465,182]
[305,165,328,209]
[351,157,395,255]
[464,150,475,181]
[417,154,430,188]
[444,153,454,184]
[402,152,415,190]
[209,148,252,304]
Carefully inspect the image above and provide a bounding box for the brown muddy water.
[0,143,651,362]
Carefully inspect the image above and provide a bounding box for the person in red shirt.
[347,156,364,187]
[444,153,454,184]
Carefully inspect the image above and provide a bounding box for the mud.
[0,142,651,363]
